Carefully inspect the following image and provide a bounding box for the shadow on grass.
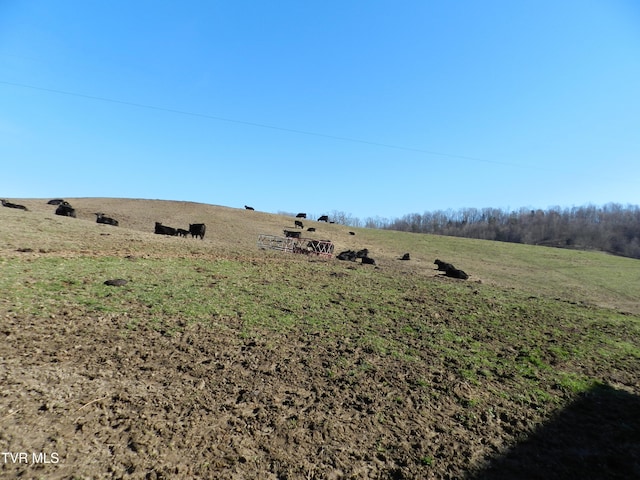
[470,384,640,480]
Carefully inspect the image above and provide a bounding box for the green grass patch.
[1,253,638,408]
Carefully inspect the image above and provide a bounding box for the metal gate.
[257,233,334,257]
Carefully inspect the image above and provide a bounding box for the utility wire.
[1,79,536,169]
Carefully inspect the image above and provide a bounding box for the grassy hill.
[1,198,639,479]
[3,197,637,313]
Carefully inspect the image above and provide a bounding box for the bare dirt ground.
[1,199,638,479]
[3,308,638,479]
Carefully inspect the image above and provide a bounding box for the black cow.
[318,215,329,222]
[1,199,28,211]
[189,223,206,240]
[284,229,301,238]
[400,253,411,261]
[176,228,189,237]
[47,199,65,205]
[295,220,304,229]
[307,227,316,232]
[296,213,307,219]
[245,205,255,210]
[434,259,469,280]
[338,249,375,264]
[349,231,356,235]
[95,213,119,226]
[55,201,76,218]
[155,222,177,236]
[337,250,357,261]
[434,259,454,272]
[445,266,469,279]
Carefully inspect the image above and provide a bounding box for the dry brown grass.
[2,197,387,259]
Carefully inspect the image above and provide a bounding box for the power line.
[1,79,534,169]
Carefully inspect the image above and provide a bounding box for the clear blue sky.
[2,1,639,221]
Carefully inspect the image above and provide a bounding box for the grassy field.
[1,198,638,479]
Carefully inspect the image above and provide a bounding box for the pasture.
[1,198,639,479]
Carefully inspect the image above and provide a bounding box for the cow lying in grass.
[1,199,28,211]
[434,259,453,272]
[95,213,119,226]
[337,249,375,265]
[155,222,177,236]
[434,259,469,280]
[55,201,76,218]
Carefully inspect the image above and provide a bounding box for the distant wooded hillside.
[380,203,640,259]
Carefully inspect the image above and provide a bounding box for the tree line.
[279,204,640,259]
[376,203,640,259]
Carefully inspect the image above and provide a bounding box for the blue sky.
[1,1,639,221]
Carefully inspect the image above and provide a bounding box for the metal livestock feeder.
[257,233,335,257]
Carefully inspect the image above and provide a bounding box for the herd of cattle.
[48,199,207,239]
[3,198,207,239]
[289,213,331,231]
[2,199,470,279]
